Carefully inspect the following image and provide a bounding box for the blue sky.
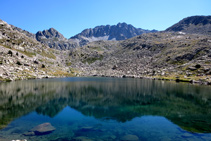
[0,0,210,38]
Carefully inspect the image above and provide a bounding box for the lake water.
[0,77,211,141]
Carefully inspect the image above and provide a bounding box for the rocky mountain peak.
[36,28,65,41]
[35,28,77,50]
[117,22,128,27]
[166,16,211,35]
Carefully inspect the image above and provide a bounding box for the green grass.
[82,55,104,64]
[18,50,36,57]
[66,62,72,66]
[41,51,56,59]
[0,44,36,57]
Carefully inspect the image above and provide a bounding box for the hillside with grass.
[68,31,211,84]
[0,19,75,81]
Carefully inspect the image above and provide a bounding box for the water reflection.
[0,77,211,134]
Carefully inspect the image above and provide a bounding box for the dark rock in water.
[80,126,94,131]
[0,137,9,141]
[24,122,55,136]
[50,137,72,141]
[73,136,93,141]
[120,134,139,141]
[23,131,35,136]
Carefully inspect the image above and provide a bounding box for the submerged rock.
[182,133,193,138]
[73,136,93,141]
[24,122,55,136]
[23,131,35,136]
[80,126,94,131]
[12,139,27,141]
[120,134,139,141]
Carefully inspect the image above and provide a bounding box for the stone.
[26,122,55,135]
[80,126,94,131]
[73,136,93,141]
[23,131,35,136]
[120,134,139,141]
[12,140,27,141]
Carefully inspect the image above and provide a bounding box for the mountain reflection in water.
[0,77,211,140]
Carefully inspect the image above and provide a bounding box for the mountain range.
[35,23,157,49]
[0,15,211,84]
[70,23,157,46]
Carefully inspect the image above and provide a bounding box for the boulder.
[73,136,93,141]
[24,122,55,136]
[120,134,139,141]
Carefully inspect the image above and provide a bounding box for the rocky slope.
[0,19,74,81]
[68,32,211,84]
[70,22,157,46]
[166,16,211,35]
[11,25,36,39]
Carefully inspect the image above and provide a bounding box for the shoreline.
[89,74,211,86]
[0,73,211,86]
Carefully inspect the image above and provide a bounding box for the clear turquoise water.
[0,77,211,141]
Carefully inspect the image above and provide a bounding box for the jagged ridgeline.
[35,23,157,49]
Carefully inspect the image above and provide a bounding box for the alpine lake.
[0,77,211,141]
